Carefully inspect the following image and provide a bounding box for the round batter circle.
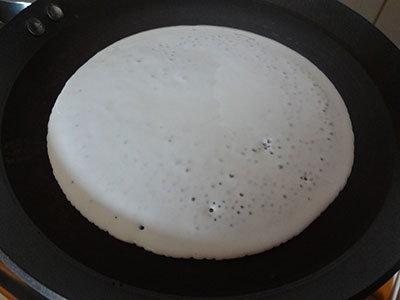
[47,25,354,259]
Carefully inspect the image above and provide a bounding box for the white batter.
[47,26,354,259]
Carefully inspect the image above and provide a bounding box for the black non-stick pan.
[0,0,400,299]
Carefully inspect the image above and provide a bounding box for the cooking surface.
[0,0,399,299]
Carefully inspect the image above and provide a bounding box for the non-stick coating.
[0,0,399,299]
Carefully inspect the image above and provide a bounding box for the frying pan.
[0,0,400,299]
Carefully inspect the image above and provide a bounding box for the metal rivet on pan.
[47,3,64,21]
[26,17,46,36]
